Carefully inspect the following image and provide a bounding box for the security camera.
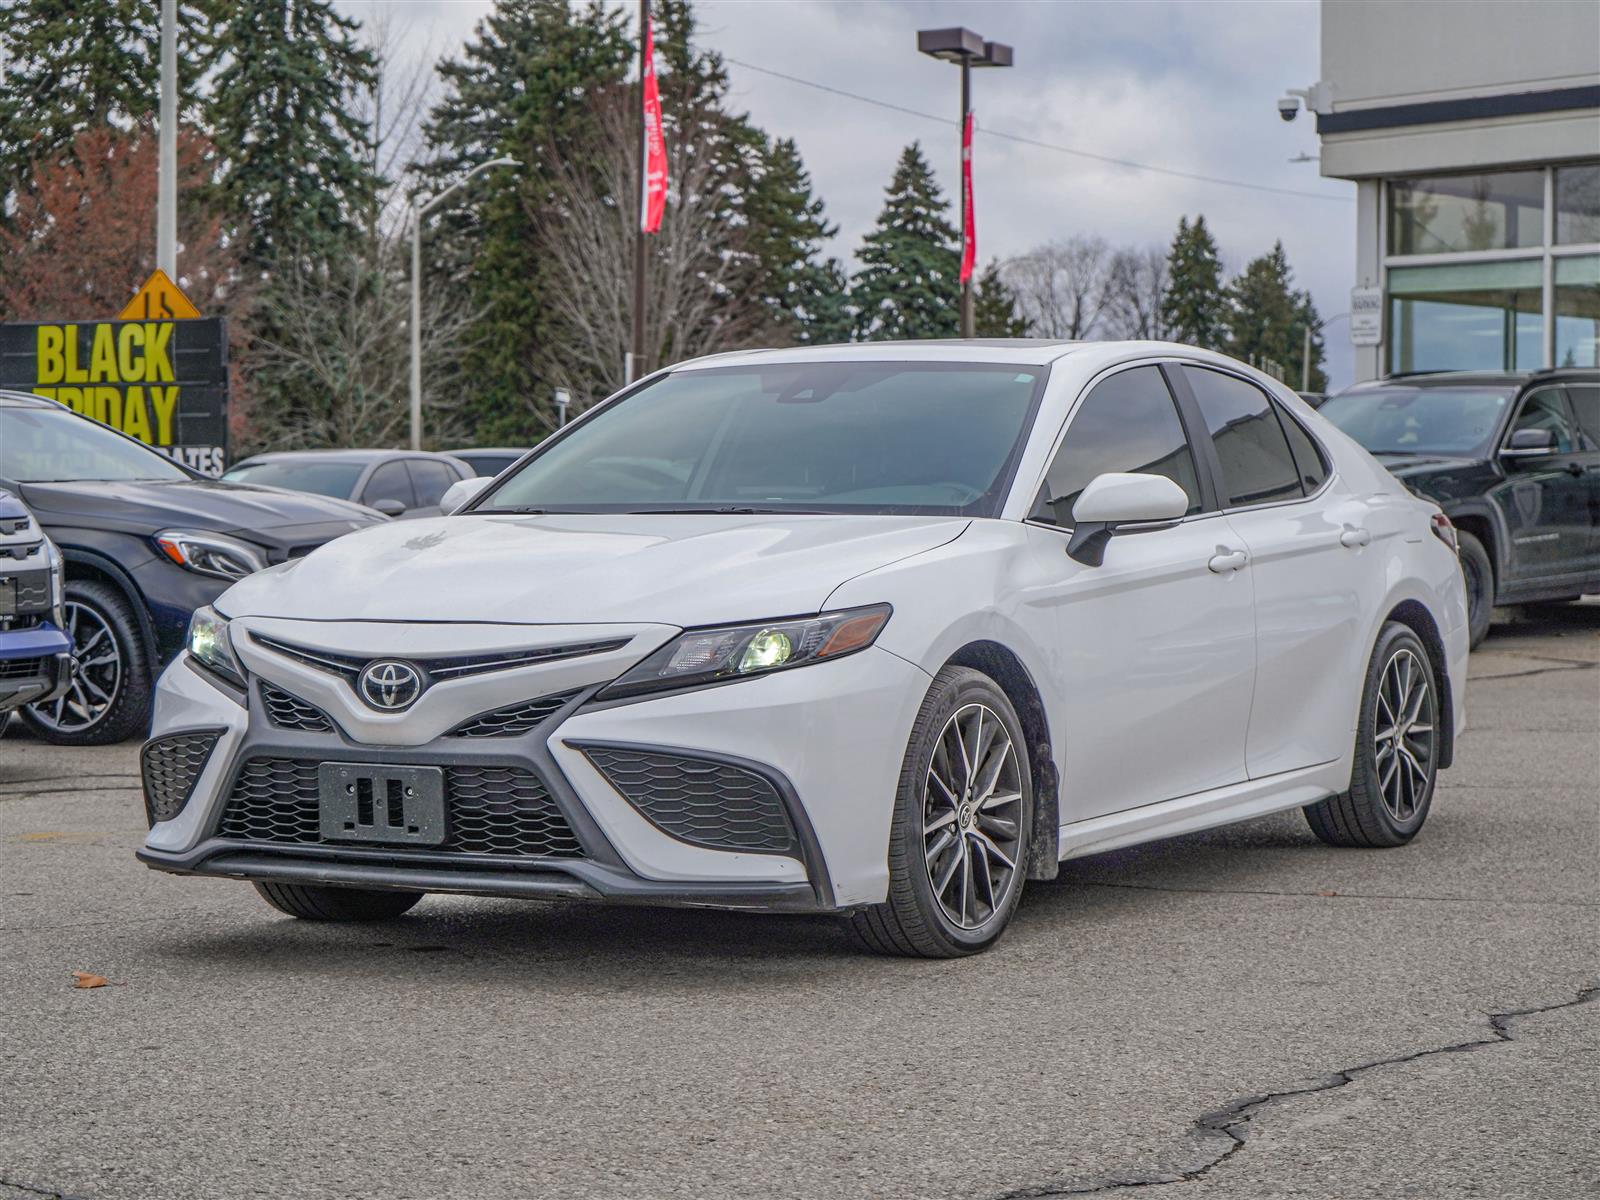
[1277,95,1301,122]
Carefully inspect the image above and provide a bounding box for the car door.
[405,458,459,519]
[359,460,417,517]
[1025,363,1257,820]
[1174,364,1377,779]
[1492,385,1591,586]
[1561,382,1600,576]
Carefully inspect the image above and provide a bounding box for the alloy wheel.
[1373,647,1435,822]
[30,600,123,735]
[922,702,1024,930]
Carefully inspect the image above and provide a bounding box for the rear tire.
[845,666,1032,958]
[1457,532,1493,649]
[253,882,423,922]
[1305,622,1439,848]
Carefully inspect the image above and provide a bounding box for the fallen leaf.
[72,972,109,989]
[1317,890,1340,898]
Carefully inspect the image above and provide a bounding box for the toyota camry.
[139,342,1469,956]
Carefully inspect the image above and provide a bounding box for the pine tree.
[851,142,961,341]
[1225,242,1326,390]
[1159,215,1228,350]
[204,0,379,266]
[744,137,844,346]
[974,260,1031,337]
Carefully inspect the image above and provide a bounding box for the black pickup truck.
[1320,369,1599,646]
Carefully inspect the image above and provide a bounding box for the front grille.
[582,747,798,854]
[250,633,628,685]
[142,730,222,824]
[259,682,336,733]
[0,656,47,681]
[218,758,582,858]
[450,691,575,738]
[7,572,50,613]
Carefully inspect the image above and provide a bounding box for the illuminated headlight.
[154,529,266,581]
[602,604,892,699]
[187,606,245,688]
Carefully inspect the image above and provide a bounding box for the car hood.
[1371,453,1480,480]
[218,513,971,626]
[19,479,382,546]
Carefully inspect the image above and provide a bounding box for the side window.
[1511,388,1577,452]
[1035,366,1203,525]
[1566,385,1600,450]
[361,461,416,509]
[1182,366,1303,507]
[1275,403,1329,492]
[407,459,457,508]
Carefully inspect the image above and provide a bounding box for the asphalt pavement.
[2,604,1596,1200]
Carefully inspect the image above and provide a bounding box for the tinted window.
[483,363,1044,516]
[1183,367,1302,507]
[1276,405,1328,492]
[1511,389,1576,453]
[1319,386,1513,457]
[407,459,458,507]
[1036,366,1202,525]
[0,404,188,483]
[222,460,364,499]
[361,461,415,508]
[1566,385,1600,450]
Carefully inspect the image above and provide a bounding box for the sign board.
[1350,286,1383,346]
[118,269,202,321]
[0,319,229,476]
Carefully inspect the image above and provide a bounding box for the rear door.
[1493,386,1591,585]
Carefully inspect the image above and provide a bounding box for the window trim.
[1500,384,1582,459]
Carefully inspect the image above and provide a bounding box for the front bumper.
[0,623,72,711]
[138,618,930,912]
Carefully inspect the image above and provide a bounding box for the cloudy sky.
[337,0,1357,386]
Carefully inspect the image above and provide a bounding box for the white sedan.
[139,341,1469,957]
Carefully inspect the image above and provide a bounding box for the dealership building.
[1305,0,1598,382]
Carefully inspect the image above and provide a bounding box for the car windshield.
[478,362,1047,516]
[222,460,364,499]
[0,403,189,483]
[1318,385,1514,457]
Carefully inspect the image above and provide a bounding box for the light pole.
[409,157,519,451]
[917,27,1013,338]
[156,0,177,277]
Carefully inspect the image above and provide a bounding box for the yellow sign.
[118,269,201,321]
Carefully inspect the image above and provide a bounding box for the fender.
[58,543,160,664]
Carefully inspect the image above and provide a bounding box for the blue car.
[0,488,70,718]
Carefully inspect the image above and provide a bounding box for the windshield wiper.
[475,505,553,515]
[627,506,818,515]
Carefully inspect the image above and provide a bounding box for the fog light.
[739,629,793,672]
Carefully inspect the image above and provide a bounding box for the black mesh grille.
[450,691,574,738]
[582,747,798,853]
[142,730,222,825]
[218,758,582,858]
[0,656,48,681]
[259,682,336,733]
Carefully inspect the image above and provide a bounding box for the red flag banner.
[640,17,667,234]
[959,111,976,285]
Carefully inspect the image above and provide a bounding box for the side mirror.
[1065,472,1189,566]
[440,476,492,514]
[371,498,408,518]
[1500,427,1558,459]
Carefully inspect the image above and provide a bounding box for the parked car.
[0,488,70,720]
[446,448,528,477]
[1319,369,1599,646]
[139,342,1467,956]
[0,392,385,744]
[221,450,475,519]
[1296,390,1326,408]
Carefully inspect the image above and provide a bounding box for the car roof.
[445,447,526,456]
[233,449,455,465]
[1347,368,1600,390]
[672,339,1089,370]
[0,389,59,408]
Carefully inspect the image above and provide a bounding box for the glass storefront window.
[1389,171,1544,254]
[1554,254,1599,368]
[1388,260,1543,373]
[1555,165,1600,245]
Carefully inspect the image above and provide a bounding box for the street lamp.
[917,27,1013,339]
[409,157,519,451]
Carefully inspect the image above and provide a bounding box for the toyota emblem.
[358,660,423,711]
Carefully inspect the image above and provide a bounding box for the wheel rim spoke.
[28,601,121,732]
[1374,647,1434,822]
[922,701,1024,931]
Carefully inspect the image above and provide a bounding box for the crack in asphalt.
[1471,661,1598,681]
[994,982,1600,1197]
[0,1176,86,1200]
[1078,880,1599,907]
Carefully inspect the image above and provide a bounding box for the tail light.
[1430,511,1458,554]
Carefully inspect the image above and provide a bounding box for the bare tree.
[1001,236,1112,340]
[1101,246,1171,341]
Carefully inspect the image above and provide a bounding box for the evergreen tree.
[851,142,960,341]
[1159,214,1228,350]
[1224,241,1325,390]
[974,260,1031,337]
[744,136,844,346]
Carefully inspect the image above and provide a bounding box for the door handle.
[1208,549,1248,573]
[1339,527,1372,548]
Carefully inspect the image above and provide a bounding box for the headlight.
[44,539,65,624]
[601,604,892,699]
[154,530,266,581]
[187,606,246,688]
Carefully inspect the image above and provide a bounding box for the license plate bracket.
[319,763,446,846]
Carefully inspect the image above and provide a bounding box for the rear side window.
[1568,384,1600,450]
[1511,388,1577,453]
[407,459,458,507]
[1183,367,1303,507]
[1035,365,1204,524]
[1276,406,1329,492]
[362,461,416,508]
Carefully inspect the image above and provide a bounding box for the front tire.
[1457,531,1493,649]
[846,666,1032,958]
[1305,622,1439,848]
[253,882,423,922]
[21,579,151,745]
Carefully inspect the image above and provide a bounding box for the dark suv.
[0,392,384,743]
[1320,369,1599,645]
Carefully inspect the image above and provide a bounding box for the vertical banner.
[959,111,976,285]
[640,16,668,234]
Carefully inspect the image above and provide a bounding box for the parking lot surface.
[2,606,1596,1200]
